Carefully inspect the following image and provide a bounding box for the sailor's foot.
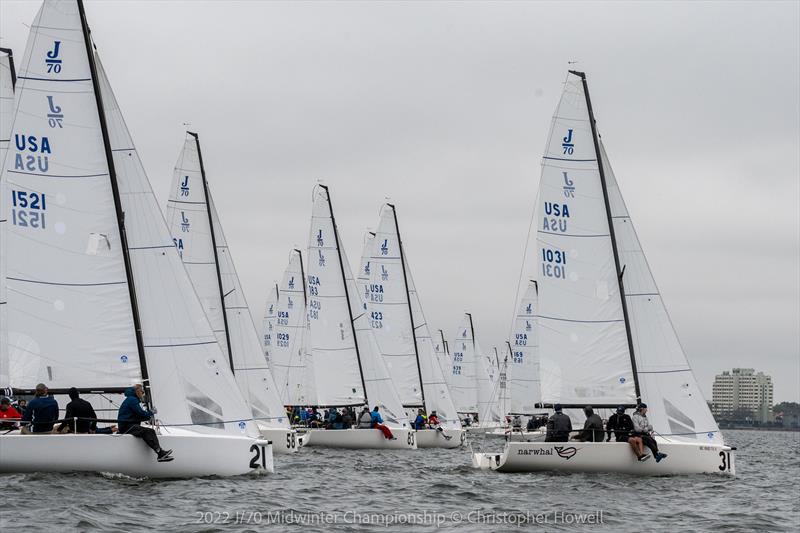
[638,453,651,462]
[157,449,174,462]
[655,452,668,463]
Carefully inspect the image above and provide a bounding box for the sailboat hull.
[0,428,274,478]
[258,426,300,454]
[302,428,417,449]
[485,428,546,440]
[472,440,735,476]
[415,428,466,448]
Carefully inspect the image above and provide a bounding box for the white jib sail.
[0,48,15,384]
[535,71,637,406]
[305,185,366,406]
[449,314,479,413]
[476,344,501,426]
[270,250,309,406]
[601,139,723,444]
[404,255,462,429]
[509,280,541,414]
[361,206,424,407]
[165,133,287,428]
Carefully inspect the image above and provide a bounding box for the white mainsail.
[270,250,309,406]
[535,71,637,407]
[0,48,16,384]
[601,139,722,444]
[434,329,451,386]
[476,345,501,426]
[305,185,365,406]
[2,0,258,436]
[508,280,540,414]
[449,314,479,414]
[261,283,278,363]
[360,208,423,407]
[165,133,288,428]
[359,206,461,428]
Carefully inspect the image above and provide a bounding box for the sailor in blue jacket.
[118,385,173,462]
[21,383,59,433]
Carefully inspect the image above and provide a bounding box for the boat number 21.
[249,444,268,469]
[718,451,732,472]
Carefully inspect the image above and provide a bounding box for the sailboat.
[268,249,310,408]
[358,204,464,448]
[300,185,414,449]
[448,313,479,429]
[165,132,298,454]
[473,71,734,475]
[0,0,272,477]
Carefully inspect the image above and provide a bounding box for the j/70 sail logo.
[180,175,190,196]
[45,41,62,73]
[562,129,574,155]
[46,96,64,128]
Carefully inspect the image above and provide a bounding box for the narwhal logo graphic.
[554,446,578,460]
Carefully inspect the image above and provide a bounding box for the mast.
[388,204,426,409]
[321,185,368,402]
[296,249,307,306]
[189,131,235,374]
[78,0,150,404]
[0,47,15,89]
[466,312,477,413]
[570,69,641,403]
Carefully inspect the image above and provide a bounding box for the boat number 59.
[249,444,268,469]
[718,451,731,472]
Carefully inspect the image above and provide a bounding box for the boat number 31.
[718,451,732,472]
[249,444,268,469]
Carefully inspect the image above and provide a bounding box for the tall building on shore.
[712,368,774,423]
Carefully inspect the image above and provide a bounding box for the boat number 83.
[249,444,268,469]
[718,451,732,472]
[407,432,415,446]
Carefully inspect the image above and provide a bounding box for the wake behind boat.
[0,0,272,477]
[472,70,735,476]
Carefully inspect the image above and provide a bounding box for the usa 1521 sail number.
[11,190,47,230]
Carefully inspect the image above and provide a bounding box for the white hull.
[485,428,546,440]
[258,426,300,454]
[472,440,735,476]
[302,428,417,449]
[415,428,466,449]
[0,428,274,478]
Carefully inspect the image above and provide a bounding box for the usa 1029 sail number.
[10,190,47,230]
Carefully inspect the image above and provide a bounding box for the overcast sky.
[2,1,798,402]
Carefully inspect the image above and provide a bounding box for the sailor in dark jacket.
[573,406,604,442]
[606,406,634,442]
[545,404,572,442]
[56,387,98,433]
[118,385,173,462]
[21,383,59,433]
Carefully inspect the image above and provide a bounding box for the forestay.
[449,314,478,413]
[165,133,287,428]
[535,72,637,406]
[508,280,540,413]
[270,250,309,406]
[601,139,722,444]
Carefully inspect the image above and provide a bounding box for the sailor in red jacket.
[0,397,22,429]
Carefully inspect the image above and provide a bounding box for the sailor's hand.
[151,407,158,415]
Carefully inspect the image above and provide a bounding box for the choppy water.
[2,430,798,532]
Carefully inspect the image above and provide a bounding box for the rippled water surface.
[2,430,798,531]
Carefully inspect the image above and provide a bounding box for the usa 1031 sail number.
[10,190,47,230]
[541,248,567,279]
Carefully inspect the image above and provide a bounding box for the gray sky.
[2,1,798,402]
